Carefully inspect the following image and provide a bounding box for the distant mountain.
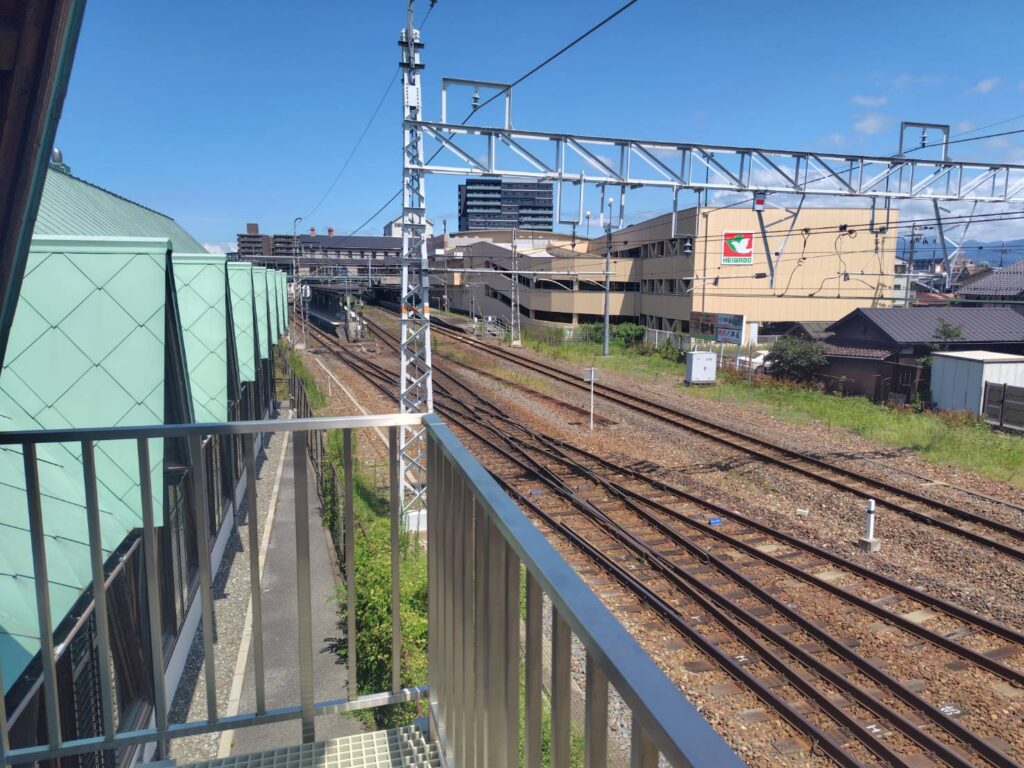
[897,238,1024,267]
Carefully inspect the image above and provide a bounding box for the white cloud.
[850,95,887,107]
[969,77,1000,94]
[956,120,975,133]
[897,199,1024,242]
[891,73,942,90]
[827,132,845,147]
[202,241,234,254]
[853,113,888,135]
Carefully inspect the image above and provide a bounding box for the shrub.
[576,323,604,343]
[612,322,646,347]
[765,336,827,381]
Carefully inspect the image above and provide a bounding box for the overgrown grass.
[288,350,327,410]
[519,674,586,768]
[320,429,429,729]
[691,372,1024,487]
[518,336,685,380]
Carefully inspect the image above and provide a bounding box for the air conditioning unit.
[685,351,717,385]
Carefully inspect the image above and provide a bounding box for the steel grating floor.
[177,726,441,768]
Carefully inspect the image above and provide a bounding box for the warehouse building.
[436,207,898,336]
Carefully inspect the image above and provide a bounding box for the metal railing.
[425,414,741,768]
[0,409,739,768]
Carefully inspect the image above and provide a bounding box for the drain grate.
[182,727,440,768]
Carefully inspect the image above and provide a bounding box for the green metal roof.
[0,236,168,694]
[252,267,270,360]
[228,263,257,382]
[173,254,230,423]
[33,168,207,254]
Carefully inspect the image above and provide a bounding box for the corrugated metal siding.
[34,168,207,254]
[932,354,1024,414]
[0,236,168,693]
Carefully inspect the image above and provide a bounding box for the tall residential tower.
[457,178,553,231]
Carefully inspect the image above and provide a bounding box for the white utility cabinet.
[685,351,717,385]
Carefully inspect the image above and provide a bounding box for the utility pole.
[293,217,303,347]
[397,2,432,517]
[602,193,613,356]
[510,228,521,347]
[906,224,917,304]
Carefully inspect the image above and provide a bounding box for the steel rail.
[437,410,1012,768]
[348,315,1024,650]
[413,316,1024,560]
[309,323,1011,768]
[443,411,990,768]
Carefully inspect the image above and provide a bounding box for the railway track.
[376,312,1024,562]
[302,319,1024,767]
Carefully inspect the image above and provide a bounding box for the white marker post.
[583,367,598,431]
[859,498,881,552]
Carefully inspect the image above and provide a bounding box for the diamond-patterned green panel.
[269,270,280,341]
[252,267,269,360]
[228,263,256,382]
[282,271,290,331]
[0,236,168,695]
[173,254,229,423]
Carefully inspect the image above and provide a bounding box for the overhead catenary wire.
[332,0,645,244]
[294,2,437,227]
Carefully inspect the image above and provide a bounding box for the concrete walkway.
[228,434,364,755]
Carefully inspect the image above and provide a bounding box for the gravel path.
[167,430,286,763]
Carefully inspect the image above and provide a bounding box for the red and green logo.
[722,232,754,265]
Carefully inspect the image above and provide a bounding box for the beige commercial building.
[435,207,898,335]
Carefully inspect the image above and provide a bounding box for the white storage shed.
[930,351,1024,414]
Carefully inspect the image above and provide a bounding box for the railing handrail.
[0,413,424,445]
[423,414,743,768]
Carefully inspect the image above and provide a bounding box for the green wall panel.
[252,267,269,360]
[0,236,169,694]
[173,253,229,423]
[228,263,256,382]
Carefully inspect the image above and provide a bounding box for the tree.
[933,318,963,350]
[765,336,827,381]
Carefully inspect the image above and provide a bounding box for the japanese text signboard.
[689,311,746,344]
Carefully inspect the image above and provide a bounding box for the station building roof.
[34,166,207,254]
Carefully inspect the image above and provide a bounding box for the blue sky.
[55,0,1024,252]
